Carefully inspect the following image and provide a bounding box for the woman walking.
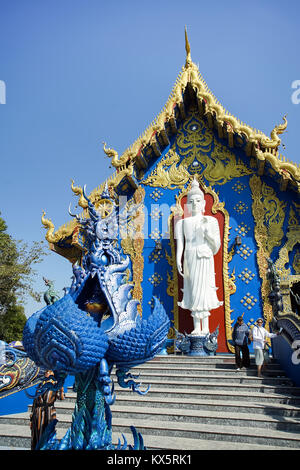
[232,316,250,370]
[252,318,280,377]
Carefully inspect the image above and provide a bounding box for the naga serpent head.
[23,184,170,376]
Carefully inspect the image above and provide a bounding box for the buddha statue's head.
[187,179,205,215]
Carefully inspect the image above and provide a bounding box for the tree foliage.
[0,212,48,340]
[0,304,27,343]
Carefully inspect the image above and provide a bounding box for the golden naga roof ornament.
[260,114,288,149]
[41,210,61,243]
[71,179,88,209]
[42,210,78,244]
[103,141,131,169]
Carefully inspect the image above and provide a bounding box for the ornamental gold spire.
[185,26,192,67]
[71,179,88,208]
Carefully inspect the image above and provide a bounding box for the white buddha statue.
[175,179,223,336]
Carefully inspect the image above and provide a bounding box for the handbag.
[263,344,270,362]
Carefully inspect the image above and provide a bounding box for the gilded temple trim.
[120,187,146,315]
[103,31,298,192]
[249,175,274,329]
[142,112,254,189]
[42,31,299,262]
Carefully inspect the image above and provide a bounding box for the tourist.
[252,318,280,377]
[232,316,250,370]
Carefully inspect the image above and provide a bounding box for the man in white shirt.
[252,318,280,376]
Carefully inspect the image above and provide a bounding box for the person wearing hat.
[252,318,280,377]
[232,315,250,370]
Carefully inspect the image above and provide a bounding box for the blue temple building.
[41,31,300,382]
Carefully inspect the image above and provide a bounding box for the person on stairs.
[232,315,250,370]
[252,318,280,377]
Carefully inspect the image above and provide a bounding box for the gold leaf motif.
[166,271,175,297]
[229,268,237,295]
[142,113,253,190]
[275,207,300,279]
[143,149,190,189]
[261,183,287,254]
[177,116,252,185]
[149,273,163,287]
[120,187,146,315]
[203,142,252,185]
[177,117,214,153]
[249,175,273,328]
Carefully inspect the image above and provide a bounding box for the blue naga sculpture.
[23,184,170,450]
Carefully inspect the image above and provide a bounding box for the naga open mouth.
[74,273,115,332]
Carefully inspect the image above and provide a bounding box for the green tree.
[0,304,27,343]
[0,212,47,340]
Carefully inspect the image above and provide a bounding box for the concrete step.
[152,354,236,362]
[24,401,300,433]
[125,365,289,377]
[68,369,299,393]
[96,379,300,396]
[0,446,28,450]
[1,354,299,450]
[79,386,300,405]
[112,394,300,418]
[110,417,300,449]
[0,421,67,450]
[114,406,300,433]
[150,355,281,366]
[2,410,300,449]
[27,392,300,425]
[0,420,290,451]
[52,393,300,418]
[110,371,293,386]
[146,363,284,373]
[113,418,300,449]
[133,356,281,365]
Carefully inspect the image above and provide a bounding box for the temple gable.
[41,31,300,353]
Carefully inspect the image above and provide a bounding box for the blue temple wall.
[122,108,299,353]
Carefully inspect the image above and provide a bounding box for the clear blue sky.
[0,0,299,318]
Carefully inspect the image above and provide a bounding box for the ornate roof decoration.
[103,28,298,192]
[42,29,299,256]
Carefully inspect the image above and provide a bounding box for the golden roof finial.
[71,179,88,208]
[185,25,192,67]
[275,114,288,137]
[41,210,59,243]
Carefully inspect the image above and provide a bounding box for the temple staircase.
[0,354,300,450]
